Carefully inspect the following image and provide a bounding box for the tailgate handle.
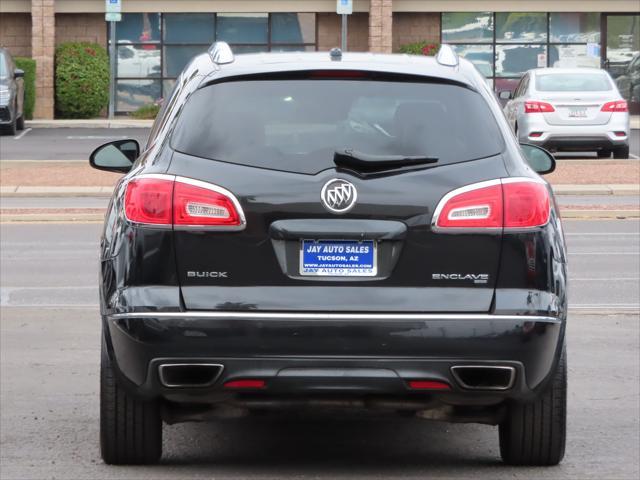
[269,219,407,241]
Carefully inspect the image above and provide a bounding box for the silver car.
[502,68,630,158]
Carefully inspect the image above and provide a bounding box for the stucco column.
[368,0,393,53]
[32,0,55,119]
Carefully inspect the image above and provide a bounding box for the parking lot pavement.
[0,127,639,161]
[1,220,639,479]
[0,127,151,160]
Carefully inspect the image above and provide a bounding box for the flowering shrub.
[398,41,441,56]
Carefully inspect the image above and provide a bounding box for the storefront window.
[442,12,493,43]
[271,13,316,44]
[452,45,494,77]
[163,13,215,44]
[550,13,600,43]
[117,45,161,78]
[111,13,316,112]
[216,13,269,44]
[116,13,161,43]
[549,44,600,68]
[495,44,547,77]
[496,13,547,43]
[116,79,161,111]
[442,12,602,94]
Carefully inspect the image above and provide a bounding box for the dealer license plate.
[300,240,376,277]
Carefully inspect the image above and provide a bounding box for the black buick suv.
[91,43,567,466]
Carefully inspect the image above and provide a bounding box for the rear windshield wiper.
[334,149,438,172]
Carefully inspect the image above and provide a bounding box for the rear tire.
[613,145,630,159]
[499,344,566,466]
[597,149,611,158]
[100,336,162,465]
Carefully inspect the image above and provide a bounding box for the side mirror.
[89,139,139,173]
[520,143,556,175]
[498,90,512,100]
[14,68,24,79]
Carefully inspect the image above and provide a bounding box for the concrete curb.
[2,184,639,198]
[0,186,114,197]
[552,184,640,195]
[25,119,154,128]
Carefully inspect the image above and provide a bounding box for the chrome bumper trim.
[108,311,561,323]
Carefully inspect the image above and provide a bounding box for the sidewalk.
[1,159,639,221]
[25,114,640,130]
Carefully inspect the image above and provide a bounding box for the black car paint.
[95,52,567,418]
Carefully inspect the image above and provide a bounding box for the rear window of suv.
[536,73,612,92]
[171,77,504,174]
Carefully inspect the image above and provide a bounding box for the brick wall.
[32,0,55,119]
[0,13,32,58]
[317,13,369,52]
[368,0,393,53]
[393,13,440,52]
[55,14,107,47]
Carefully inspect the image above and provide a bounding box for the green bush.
[14,57,36,120]
[399,41,441,56]
[55,42,109,118]
[129,103,160,119]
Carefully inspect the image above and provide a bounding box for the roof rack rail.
[208,41,234,65]
[436,44,458,67]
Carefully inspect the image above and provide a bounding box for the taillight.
[433,182,503,230]
[173,179,243,227]
[223,379,266,389]
[407,380,451,391]
[601,100,628,112]
[433,179,550,232]
[124,175,245,229]
[124,177,173,226]
[524,101,555,113]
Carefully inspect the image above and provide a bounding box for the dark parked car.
[91,43,567,467]
[0,47,25,136]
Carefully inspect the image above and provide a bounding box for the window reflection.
[550,13,600,43]
[549,44,600,68]
[116,13,161,43]
[496,45,547,77]
[117,79,161,112]
[117,45,161,78]
[442,12,493,43]
[271,13,316,44]
[216,13,269,44]
[163,45,208,77]
[496,13,547,43]
[452,45,494,76]
[163,13,215,44]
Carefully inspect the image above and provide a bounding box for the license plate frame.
[300,240,377,277]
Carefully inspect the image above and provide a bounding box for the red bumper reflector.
[408,380,451,391]
[223,379,266,389]
[529,132,543,138]
[614,131,627,137]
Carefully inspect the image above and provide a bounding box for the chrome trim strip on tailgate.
[108,312,561,323]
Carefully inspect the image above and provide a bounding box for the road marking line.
[571,277,640,281]
[566,233,640,236]
[13,128,32,140]
[629,154,640,159]
[65,135,127,140]
[569,252,640,255]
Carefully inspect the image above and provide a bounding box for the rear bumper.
[104,311,565,404]
[518,116,629,151]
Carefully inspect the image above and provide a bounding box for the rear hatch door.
[168,74,508,313]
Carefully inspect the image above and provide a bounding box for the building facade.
[0,0,638,118]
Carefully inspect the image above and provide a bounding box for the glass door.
[603,14,640,113]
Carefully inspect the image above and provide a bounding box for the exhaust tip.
[450,365,516,391]
[158,363,224,388]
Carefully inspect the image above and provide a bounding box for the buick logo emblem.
[320,178,357,214]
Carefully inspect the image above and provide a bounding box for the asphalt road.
[1,220,639,479]
[0,127,639,160]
